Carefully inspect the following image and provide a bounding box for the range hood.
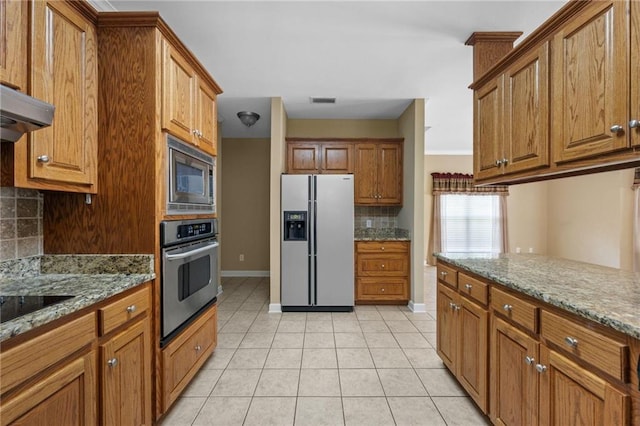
[1,85,55,142]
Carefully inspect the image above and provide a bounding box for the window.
[440,194,503,253]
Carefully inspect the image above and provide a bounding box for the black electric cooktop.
[0,295,74,324]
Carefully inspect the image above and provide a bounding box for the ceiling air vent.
[310,97,336,104]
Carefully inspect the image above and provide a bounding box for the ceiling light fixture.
[237,111,260,128]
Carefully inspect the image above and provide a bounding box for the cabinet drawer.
[356,241,409,253]
[458,272,489,306]
[540,310,628,381]
[0,313,95,395]
[163,304,217,410]
[99,285,151,335]
[356,278,408,300]
[491,287,538,333]
[357,254,408,276]
[437,263,458,289]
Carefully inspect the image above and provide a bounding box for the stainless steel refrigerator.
[281,174,354,311]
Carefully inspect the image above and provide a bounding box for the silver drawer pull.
[381,246,385,251]
[502,304,513,312]
[381,288,385,292]
[107,358,118,368]
[564,336,578,348]
[449,302,456,309]
[464,284,472,291]
[610,124,624,134]
[195,345,202,352]
[37,155,50,163]
[524,356,535,366]
[440,271,448,277]
[535,363,547,373]
[381,264,385,268]
[126,305,137,313]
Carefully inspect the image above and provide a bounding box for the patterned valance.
[633,167,640,190]
[431,172,509,195]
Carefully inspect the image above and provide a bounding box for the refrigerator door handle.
[313,175,318,306]
[308,175,313,306]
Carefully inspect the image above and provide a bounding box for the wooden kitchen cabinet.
[163,41,217,155]
[630,0,640,148]
[0,0,27,90]
[354,142,402,205]
[474,43,549,181]
[355,241,409,304]
[286,141,353,174]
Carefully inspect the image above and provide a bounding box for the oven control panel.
[161,218,218,247]
[177,223,212,239]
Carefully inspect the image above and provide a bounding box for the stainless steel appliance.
[161,218,218,346]
[1,85,55,142]
[281,174,354,311]
[167,135,215,215]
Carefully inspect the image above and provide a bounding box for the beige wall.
[546,169,635,270]
[286,119,400,138]
[220,138,270,272]
[269,98,288,308]
[397,100,426,309]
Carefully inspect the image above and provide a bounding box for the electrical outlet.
[516,247,521,253]
[528,248,534,253]
[239,254,245,261]
[366,220,372,228]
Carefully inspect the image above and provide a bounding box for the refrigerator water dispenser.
[283,211,307,241]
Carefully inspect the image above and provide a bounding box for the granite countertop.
[354,228,410,241]
[435,253,640,339]
[0,255,155,343]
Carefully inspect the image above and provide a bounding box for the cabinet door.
[458,298,489,414]
[0,0,27,90]
[356,253,408,276]
[491,317,539,426]
[101,318,152,426]
[354,143,377,204]
[196,79,217,155]
[287,142,320,174]
[552,1,629,162]
[377,143,402,205]
[538,346,630,426]
[163,42,196,144]
[631,0,640,147]
[503,42,550,175]
[0,352,96,426]
[474,77,503,180]
[320,143,353,174]
[29,0,97,187]
[436,282,458,372]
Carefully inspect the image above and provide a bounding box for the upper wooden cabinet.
[470,0,640,184]
[163,41,218,155]
[552,1,629,163]
[0,0,27,90]
[287,141,353,174]
[355,142,402,205]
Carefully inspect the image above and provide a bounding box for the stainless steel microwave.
[167,135,215,215]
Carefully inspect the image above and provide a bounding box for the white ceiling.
[103,0,566,154]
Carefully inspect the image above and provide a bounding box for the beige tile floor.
[160,266,490,425]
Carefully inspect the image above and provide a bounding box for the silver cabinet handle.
[630,119,640,129]
[37,155,50,163]
[440,271,448,277]
[107,358,118,368]
[564,336,578,348]
[495,159,503,166]
[535,363,547,373]
[381,246,385,251]
[195,345,202,352]
[610,124,624,134]
[381,264,385,268]
[525,356,535,365]
[381,288,385,292]
[464,284,473,291]
[501,158,508,165]
[449,302,456,309]
[454,305,460,311]
[502,304,513,312]
[126,305,137,313]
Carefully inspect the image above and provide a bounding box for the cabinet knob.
[37,155,50,163]
[564,336,578,348]
[195,345,202,352]
[381,264,385,268]
[381,288,385,292]
[502,304,513,312]
[464,284,472,291]
[535,363,547,373]
[610,124,624,134]
[126,305,137,313]
[107,358,118,368]
[381,246,385,251]
[449,302,456,309]
[501,158,508,165]
[630,119,640,129]
[440,271,448,277]
[525,356,535,366]
[495,159,503,166]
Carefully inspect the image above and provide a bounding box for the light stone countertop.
[0,255,155,343]
[435,253,640,340]
[354,228,410,241]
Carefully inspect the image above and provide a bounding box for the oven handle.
[165,242,218,261]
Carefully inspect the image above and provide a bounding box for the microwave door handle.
[165,242,219,261]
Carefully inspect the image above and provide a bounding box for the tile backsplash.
[354,206,400,229]
[0,187,43,260]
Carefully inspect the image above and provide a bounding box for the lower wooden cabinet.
[162,303,217,411]
[355,241,409,304]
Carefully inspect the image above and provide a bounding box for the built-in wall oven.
[160,218,218,347]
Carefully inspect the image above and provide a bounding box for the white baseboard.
[408,301,427,313]
[221,270,270,277]
[268,303,282,313]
